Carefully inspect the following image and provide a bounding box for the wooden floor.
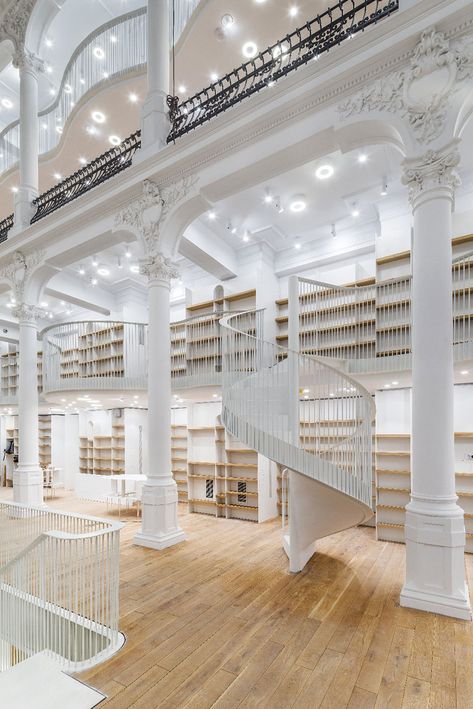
[6,490,473,708]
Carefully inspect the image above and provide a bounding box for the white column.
[13,50,43,233]
[137,0,171,158]
[134,253,186,549]
[400,142,471,620]
[13,305,43,507]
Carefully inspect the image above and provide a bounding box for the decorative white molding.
[13,47,45,73]
[140,254,180,284]
[0,0,36,51]
[0,249,45,303]
[115,176,198,257]
[338,28,473,145]
[12,302,46,324]
[402,142,461,204]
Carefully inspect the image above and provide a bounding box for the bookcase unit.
[38,415,52,469]
[186,401,277,523]
[171,288,257,381]
[77,324,125,379]
[79,428,126,476]
[171,407,188,501]
[1,351,43,399]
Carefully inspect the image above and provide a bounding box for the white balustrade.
[220,311,374,509]
[0,1,202,177]
[0,501,122,673]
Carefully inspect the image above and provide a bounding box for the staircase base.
[0,652,106,708]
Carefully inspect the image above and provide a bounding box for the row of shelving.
[1,351,43,398]
[79,423,125,475]
[376,432,473,553]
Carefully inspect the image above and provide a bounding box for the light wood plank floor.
[4,489,473,708]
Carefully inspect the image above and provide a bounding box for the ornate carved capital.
[0,0,37,53]
[115,175,198,258]
[140,254,180,284]
[0,249,46,303]
[12,303,46,324]
[402,143,461,205]
[338,28,473,146]
[13,48,45,74]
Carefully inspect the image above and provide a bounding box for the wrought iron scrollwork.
[0,214,13,243]
[30,131,142,224]
[167,0,399,142]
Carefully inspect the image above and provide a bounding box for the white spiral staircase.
[220,310,375,572]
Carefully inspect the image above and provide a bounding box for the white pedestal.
[134,90,170,164]
[133,478,186,550]
[13,465,45,507]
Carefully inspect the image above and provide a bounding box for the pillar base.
[134,90,170,164]
[13,465,45,508]
[401,499,471,621]
[133,477,186,550]
[12,187,37,235]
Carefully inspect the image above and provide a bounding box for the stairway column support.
[13,304,44,506]
[400,141,471,620]
[134,253,186,550]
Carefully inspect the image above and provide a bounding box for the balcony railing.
[41,312,262,395]
[167,0,399,142]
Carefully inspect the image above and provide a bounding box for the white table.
[107,474,146,518]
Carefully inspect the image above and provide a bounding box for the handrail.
[220,310,375,509]
[167,0,399,142]
[0,501,123,672]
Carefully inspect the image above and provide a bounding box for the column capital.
[12,303,46,324]
[402,142,461,207]
[140,253,179,284]
[12,47,45,74]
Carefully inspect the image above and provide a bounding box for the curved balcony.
[0,1,202,177]
[40,311,262,397]
[292,249,473,376]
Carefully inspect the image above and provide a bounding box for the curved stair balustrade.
[0,501,123,673]
[220,310,375,573]
[167,0,399,142]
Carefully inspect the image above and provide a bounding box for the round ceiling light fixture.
[221,14,234,30]
[93,47,105,60]
[242,41,258,59]
[97,267,110,277]
[108,135,121,146]
[315,164,334,180]
[289,196,307,213]
[91,110,106,124]
[1,98,12,109]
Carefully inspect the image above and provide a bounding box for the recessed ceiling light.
[86,125,97,135]
[315,164,334,180]
[242,41,258,58]
[210,72,218,82]
[45,38,53,48]
[97,267,110,276]
[80,77,85,85]
[93,47,105,59]
[290,198,307,213]
[78,265,85,275]
[221,13,234,29]
[91,110,106,124]
[461,370,469,375]
[289,5,299,17]
[64,84,72,94]
[129,92,138,103]
[208,211,216,220]
[358,153,368,164]
[110,35,117,43]
[46,65,53,74]
[351,203,360,217]
[130,265,140,274]
[294,240,302,250]
[384,384,391,388]
[91,277,98,285]
[178,85,187,94]
[53,172,62,181]
[125,248,132,258]
[392,381,399,386]
[11,186,18,193]
[109,135,121,146]
[79,156,87,165]
[1,98,12,109]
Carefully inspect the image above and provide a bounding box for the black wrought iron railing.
[30,131,141,224]
[0,0,398,240]
[0,214,13,243]
[167,0,399,142]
